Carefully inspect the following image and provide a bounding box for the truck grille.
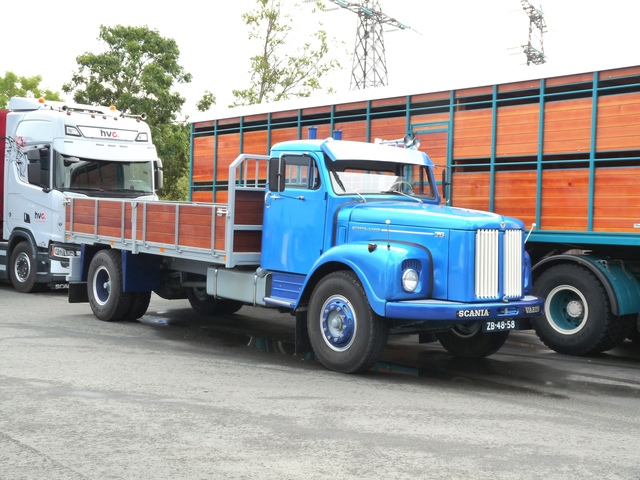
[475,229,522,299]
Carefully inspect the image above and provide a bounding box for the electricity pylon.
[328,0,412,90]
[521,0,547,65]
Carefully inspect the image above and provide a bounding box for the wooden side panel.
[494,171,538,227]
[143,204,177,244]
[599,66,640,80]
[496,104,539,157]
[192,190,212,203]
[270,127,299,146]
[96,201,124,239]
[192,136,214,183]
[453,109,492,158]
[540,169,589,231]
[451,172,491,211]
[233,231,262,252]
[543,98,592,154]
[596,92,640,151]
[335,119,367,142]
[411,112,450,166]
[234,190,264,226]
[177,205,213,249]
[593,167,640,232]
[216,133,241,181]
[66,199,96,235]
[546,72,593,87]
[370,117,406,143]
[243,130,269,156]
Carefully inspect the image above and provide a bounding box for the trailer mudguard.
[300,241,433,317]
[533,254,640,316]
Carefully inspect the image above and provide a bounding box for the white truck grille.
[475,229,522,299]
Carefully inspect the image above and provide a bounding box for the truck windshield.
[53,151,153,196]
[328,161,435,200]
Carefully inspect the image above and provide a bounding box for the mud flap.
[68,282,89,303]
[295,308,312,355]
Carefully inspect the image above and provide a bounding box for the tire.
[9,242,44,293]
[187,287,243,316]
[436,323,509,358]
[532,264,630,355]
[307,271,388,374]
[126,291,152,320]
[87,249,133,322]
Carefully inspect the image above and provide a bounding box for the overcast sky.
[3,0,640,118]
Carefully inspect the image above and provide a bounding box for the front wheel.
[9,242,44,293]
[532,264,632,355]
[87,249,133,322]
[436,323,509,358]
[307,271,388,373]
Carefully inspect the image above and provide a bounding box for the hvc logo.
[35,212,46,221]
[100,129,119,138]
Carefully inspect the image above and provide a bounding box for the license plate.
[482,319,518,332]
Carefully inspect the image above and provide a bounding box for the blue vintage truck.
[66,137,544,373]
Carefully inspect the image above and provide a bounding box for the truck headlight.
[402,269,419,292]
[50,245,78,258]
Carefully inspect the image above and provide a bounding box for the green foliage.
[63,25,193,199]
[231,0,342,106]
[153,122,190,201]
[196,90,216,112]
[0,71,63,109]
[63,25,192,125]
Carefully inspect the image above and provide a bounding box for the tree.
[1,72,63,108]
[63,25,193,200]
[231,0,342,106]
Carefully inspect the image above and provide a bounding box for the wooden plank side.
[540,169,589,231]
[233,230,262,252]
[496,104,539,157]
[593,166,640,232]
[216,133,242,181]
[451,172,491,211]
[599,66,640,80]
[370,117,406,143]
[335,121,367,142]
[234,190,264,226]
[546,72,593,87]
[453,109,492,158]
[243,130,269,156]
[270,127,298,146]
[192,136,215,183]
[494,171,537,227]
[596,92,640,151]
[498,79,541,93]
[543,98,592,154]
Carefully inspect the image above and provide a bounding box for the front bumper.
[385,295,544,322]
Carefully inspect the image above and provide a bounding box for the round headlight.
[402,269,419,292]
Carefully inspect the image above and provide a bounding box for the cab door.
[261,153,327,274]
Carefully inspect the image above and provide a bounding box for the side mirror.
[154,158,164,192]
[441,168,451,204]
[268,157,286,193]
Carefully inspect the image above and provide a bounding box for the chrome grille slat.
[474,229,522,299]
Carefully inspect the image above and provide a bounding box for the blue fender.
[534,254,640,316]
[300,241,433,317]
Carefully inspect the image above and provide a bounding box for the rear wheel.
[87,250,133,322]
[532,264,630,355]
[436,323,509,358]
[187,287,243,315]
[9,242,44,293]
[126,291,152,320]
[307,271,388,373]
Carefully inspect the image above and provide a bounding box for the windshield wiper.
[381,189,423,204]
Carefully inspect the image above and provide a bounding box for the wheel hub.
[566,300,583,318]
[15,252,30,283]
[546,284,588,334]
[321,295,356,352]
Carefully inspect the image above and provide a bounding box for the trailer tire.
[9,242,44,293]
[436,324,509,358]
[307,271,388,374]
[87,249,133,322]
[126,291,152,320]
[532,264,629,355]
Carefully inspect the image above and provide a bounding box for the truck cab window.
[282,155,320,190]
[26,146,51,188]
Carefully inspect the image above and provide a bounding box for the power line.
[521,0,547,65]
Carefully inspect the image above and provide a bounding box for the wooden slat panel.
[370,117,406,143]
[453,109,491,158]
[216,133,241,182]
[455,85,492,98]
[546,72,593,87]
[233,230,262,252]
[192,136,214,183]
[594,166,640,232]
[498,79,540,93]
[234,190,264,225]
[243,130,269,156]
[411,91,449,103]
[496,104,539,157]
[596,93,640,151]
[192,190,212,203]
[599,66,640,80]
[371,96,406,108]
[540,169,589,231]
[335,101,368,112]
[543,98,592,154]
[451,172,491,211]
[335,121,367,142]
[270,127,298,146]
[494,171,537,227]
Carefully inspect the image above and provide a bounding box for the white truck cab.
[1,97,162,292]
